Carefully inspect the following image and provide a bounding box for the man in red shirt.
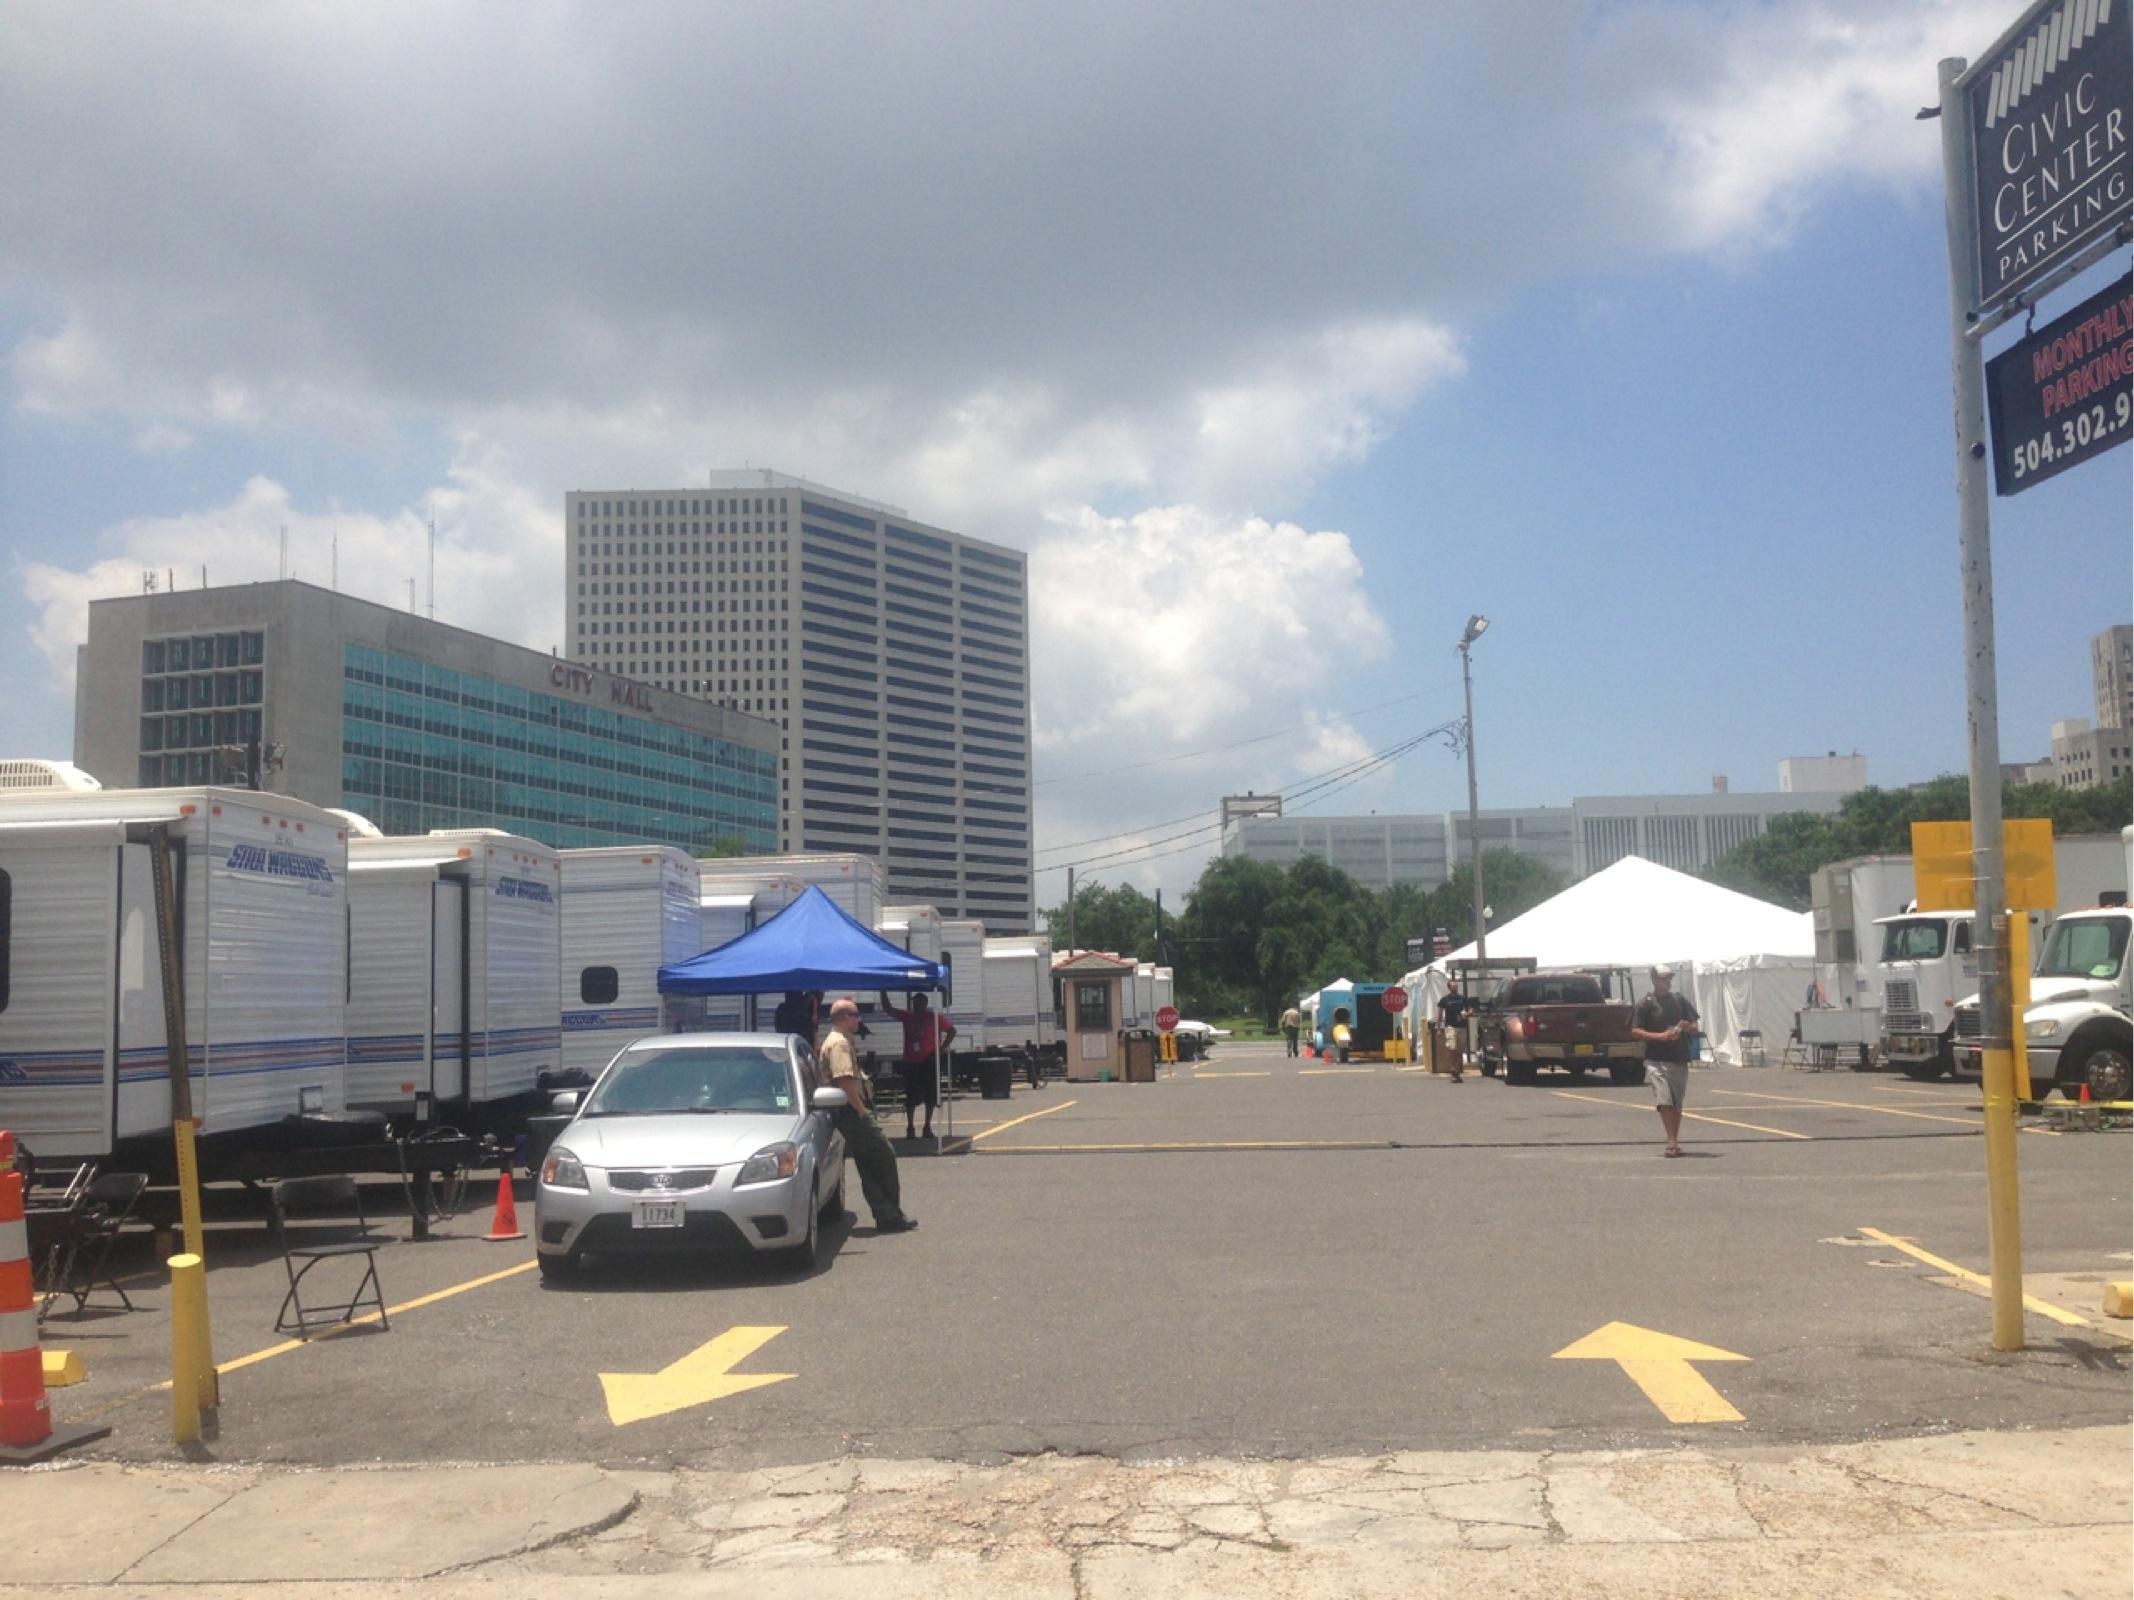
[879,990,956,1140]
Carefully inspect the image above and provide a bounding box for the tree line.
[1038,773,2128,1025]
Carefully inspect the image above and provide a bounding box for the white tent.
[1397,857,1814,1063]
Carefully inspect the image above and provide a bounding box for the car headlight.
[736,1142,801,1185]
[541,1147,588,1190]
[2024,1018,2064,1041]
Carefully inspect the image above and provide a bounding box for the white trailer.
[560,846,702,1082]
[940,918,987,1049]
[878,904,944,970]
[696,892,756,1032]
[697,870,806,1029]
[1128,963,1157,1030]
[345,829,564,1120]
[1153,966,1175,1020]
[714,852,884,929]
[983,934,1057,1070]
[0,787,349,1163]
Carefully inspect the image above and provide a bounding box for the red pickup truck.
[1487,969,1644,1087]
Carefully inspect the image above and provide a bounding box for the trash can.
[1123,1030,1158,1082]
[979,1056,1015,1100]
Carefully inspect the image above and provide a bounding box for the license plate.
[632,1200,684,1230]
[1573,1043,1595,1055]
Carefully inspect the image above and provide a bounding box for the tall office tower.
[564,472,1033,931]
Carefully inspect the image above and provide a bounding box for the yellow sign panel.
[1910,819,2056,912]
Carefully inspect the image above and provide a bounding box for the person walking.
[1435,981,1468,1083]
[819,998,916,1232]
[1632,964,1701,1158]
[879,990,955,1140]
[1280,1005,1302,1057]
[771,990,817,1040]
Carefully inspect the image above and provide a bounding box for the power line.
[1031,685,1457,790]
[1039,727,1451,877]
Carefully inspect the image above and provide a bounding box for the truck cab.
[1874,911,1976,1080]
[1953,907,2132,1102]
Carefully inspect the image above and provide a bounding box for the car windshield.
[2036,917,2129,982]
[584,1045,796,1117]
[1503,975,1605,1006]
[1880,919,1949,962]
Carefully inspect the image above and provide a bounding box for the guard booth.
[1053,950,1134,1082]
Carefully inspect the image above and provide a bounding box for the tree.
[1704,775,2133,909]
[696,838,751,860]
[1037,878,1162,958]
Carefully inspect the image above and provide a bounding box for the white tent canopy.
[1397,856,1814,1065]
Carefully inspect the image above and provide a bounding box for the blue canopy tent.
[658,885,961,1136]
[657,885,948,995]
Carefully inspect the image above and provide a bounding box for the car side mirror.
[550,1091,581,1113]
[810,1086,851,1111]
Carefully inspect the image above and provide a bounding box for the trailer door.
[433,877,468,1104]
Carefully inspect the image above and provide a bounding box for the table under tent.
[1396,856,1817,1068]
[655,886,957,1132]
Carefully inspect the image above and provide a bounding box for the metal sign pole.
[1935,53,2023,1353]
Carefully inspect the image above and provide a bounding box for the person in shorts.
[1435,980,1469,1082]
[1633,964,1700,1158]
[1330,1008,1353,1064]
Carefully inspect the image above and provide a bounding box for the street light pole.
[1459,615,1489,964]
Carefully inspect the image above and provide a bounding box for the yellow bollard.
[168,1253,213,1445]
[2009,915,2035,1103]
[1979,1042,2026,1352]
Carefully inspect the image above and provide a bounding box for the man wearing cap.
[819,997,917,1233]
[1633,965,1701,1158]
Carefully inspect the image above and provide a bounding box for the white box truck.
[1874,833,2128,1080]
[560,846,702,1082]
[344,827,564,1123]
[0,786,351,1166]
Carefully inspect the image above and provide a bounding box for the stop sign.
[1380,985,1409,1015]
[1155,1005,1180,1031]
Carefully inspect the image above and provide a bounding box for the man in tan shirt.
[820,997,916,1233]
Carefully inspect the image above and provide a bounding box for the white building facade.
[564,473,1033,931]
[1221,808,1574,891]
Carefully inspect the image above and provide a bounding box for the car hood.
[557,1112,806,1169]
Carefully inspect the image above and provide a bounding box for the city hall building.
[73,580,781,854]
[563,471,1035,931]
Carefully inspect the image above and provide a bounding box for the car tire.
[1505,1060,1538,1087]
[1480,1061,1498,1078]
[2062,1037,2133,1104]
[1610,1063,1644,1087]
[783,1188,822,1274]
[1899,1062,1946,1082]
[536,1250,580,1282]
[818,1166,847,1222]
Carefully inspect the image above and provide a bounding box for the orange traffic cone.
[2080,1082,2093,1103]
[483,1168,525,1242]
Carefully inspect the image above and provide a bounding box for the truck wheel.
[1505,1060,1538,1087]
[536,1250,581,1282]
[1899,1062,1946,1082]
[2063,1039,2132,1104]
[1609,1063,1644,1088]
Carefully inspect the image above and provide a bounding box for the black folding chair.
[269,1176,390,1339]
[44,1172,150,1316]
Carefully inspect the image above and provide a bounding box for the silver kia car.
[534,1033,849,1279]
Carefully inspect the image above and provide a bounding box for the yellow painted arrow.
[599,1325,796,1426]
[1552,1321,1748,1424]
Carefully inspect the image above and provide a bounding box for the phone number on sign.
[2006,393,2133,482]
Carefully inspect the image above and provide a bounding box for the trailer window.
[580,966,619,1005]
[0,868,10,1014]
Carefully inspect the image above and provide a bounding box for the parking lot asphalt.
[37,1041,2132,1470]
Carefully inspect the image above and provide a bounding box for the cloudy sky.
[1,1,2126,906]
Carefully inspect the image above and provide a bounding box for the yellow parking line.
[963,1098,1078,1144]
[1859,1226,2091,1327]
[1716,1086,2059,1136]
[1552,1090,1811,1140]
[979,1139,1393,1154]
[1299,1067,1376,1075]
[81,1257,542,1420]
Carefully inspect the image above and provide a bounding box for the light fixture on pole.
[1458,615,1489,964]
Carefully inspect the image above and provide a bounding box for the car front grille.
[1884,979,1917,1015]
[608,1168,720,1193]
[1885,1012,1930,1034]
